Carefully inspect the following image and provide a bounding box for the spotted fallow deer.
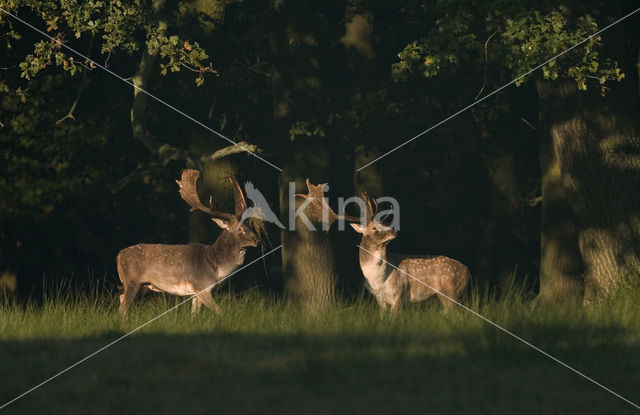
[116,169,259,316]
[297,180,470,313]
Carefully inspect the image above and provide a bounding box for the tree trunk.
[270,0,344,310]
[536,77,640,301]
[278,148,338,311]
[338,9,377,295]
[130,0,166,156]
[536,79,584,302]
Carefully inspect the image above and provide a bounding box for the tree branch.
[199,140,261,163]
[475,31,496,101]
[57,34,95,125]
[112,142,263,193]
[126,0,263,186]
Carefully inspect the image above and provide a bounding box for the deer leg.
[196,289,221,315]
[375,298,389,318]
[388,274,407,316]
[118,283,141,317]
[191,296,203,314]
[389,301,402,316]
[436,293,457,313]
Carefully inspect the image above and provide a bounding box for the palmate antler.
[228,175,247,219]
[296,178,371,227]
[176,169,238,222]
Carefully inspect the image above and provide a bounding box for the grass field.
[1,281,640,414]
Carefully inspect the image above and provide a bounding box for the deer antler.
[229,175,248,219]
[296,179,362,226]
[361,191,378,223]
[176,169,235,221]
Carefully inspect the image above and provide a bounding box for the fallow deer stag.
[297,180,469,313]
[116,169,259,316]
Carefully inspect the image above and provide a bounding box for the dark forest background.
[1,0,639,307]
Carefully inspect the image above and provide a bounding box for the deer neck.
[206,231,246,278]
[358,239,390,290]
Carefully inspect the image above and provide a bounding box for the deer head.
[296,179,396,246]
[177,169,258,248]
[349,192,397,246]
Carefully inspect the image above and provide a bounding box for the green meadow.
[1,282,639,414]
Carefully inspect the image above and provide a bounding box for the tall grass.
[2,279,640,414]
[2,276,639,346]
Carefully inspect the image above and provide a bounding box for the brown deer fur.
[116,169,258,316]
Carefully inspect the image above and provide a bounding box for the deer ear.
[212,218,230,230]
[350,223,366,233]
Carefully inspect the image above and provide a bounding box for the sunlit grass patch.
[1,279,640,414]
[1,278,639,348]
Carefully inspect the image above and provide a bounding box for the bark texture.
[537,79,584,301]
[536,78,640,301]
[270,0,344,310]
[279,166,338,311]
